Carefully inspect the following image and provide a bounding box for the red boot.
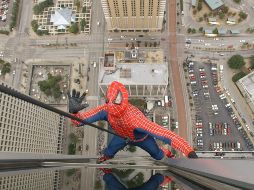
[160,176,172,186]
[97,155,112,163]
[161,147,174,158]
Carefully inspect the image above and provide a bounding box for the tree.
[33,0,54,15]
[199,27,203,32]
[233,0,241,3]
[80,19,86,31]
[31,20,38,32]
[187,28,192,33]
[38,73,63,99]
[69,133,79,144]
[212,28,218,34]
[232,71,246,82]
[250,55,254,68]
[197,0,202,11]
[68,143,76,155]
[69,23,79,34]
[127,145,136,152]
[222,6,229,14]
[191,28,196,33]
[219,12,225,19]
[239,11,247,20]
[1,62,11,75]
[228,55,245,69]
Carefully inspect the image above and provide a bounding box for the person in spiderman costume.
[68,81,198,162]
[100,168,172,190]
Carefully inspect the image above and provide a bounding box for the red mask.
[106,81,129,117]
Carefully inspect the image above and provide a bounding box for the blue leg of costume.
[103,130,164,160]
[103,135,127,157]
[131,135,164,160]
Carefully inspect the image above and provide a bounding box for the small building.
[208,18,219,25]
[204,0,224,11]
[192,0,197,7]
[204,29,217,37]
[230,29,240,35]
[50,8,76,30]
[236,71,254,113]
[226,17,236,25]
[99,62,168,98]
[218,28,227,35]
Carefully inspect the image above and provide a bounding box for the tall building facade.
[101,0,166,32]
[0,83,65,190]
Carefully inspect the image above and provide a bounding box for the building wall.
[0,89,65,154]
[100,84,167,98]
[101,0,166,32]
[0,171,60,190]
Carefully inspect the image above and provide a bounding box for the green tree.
[197,0,202,11]
[191,28,196,33]
[212,28,218,34]
[0,62,11,75]
[38,73,62,99]
[126,172,144,188]
[250,55,254,68]
[66,169,76,177]
[80,19,86,31]
[69,23,79,34]
[219,12,225,19]
[239,11,247,20]
[232,71,246,82]
[31,20,38,32]
[187,28,192,33]
[82,6,87,13]
[222,6,229,14]
[199,27,203,32]
[69,133,79,143]
[233,0,241,3]
[228,55,245,69]
[33,0,54,15]
[68,143,76,155]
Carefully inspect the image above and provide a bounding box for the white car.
[108,38,113,41]
[97,21,100,26]
[240,40,246,43]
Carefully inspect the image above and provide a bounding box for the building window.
[122,0,128,17]
[140,0,144,16]
[131,0,136,16]
[148,0,154,16]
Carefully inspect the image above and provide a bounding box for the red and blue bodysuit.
[72,81,196,160]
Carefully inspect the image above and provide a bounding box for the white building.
[99,52,168,98]
[50,7,76,30]
[236,71,254,113]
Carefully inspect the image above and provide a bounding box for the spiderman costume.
[68,81,197,161]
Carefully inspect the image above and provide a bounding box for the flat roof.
[204,0,224,10]
[238,71,254,101]
[208,18,217,22]
[205,29,213,34]
[218,28,227,34]
[99,63,168,85]
[192,0,197,6]
[230,29,240,34]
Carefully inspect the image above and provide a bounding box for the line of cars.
[195,116,204,149]
[0,0,10,22]
[208,122,230,136]
[209,141,241,151]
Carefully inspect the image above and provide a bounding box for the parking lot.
[187,60,253,151]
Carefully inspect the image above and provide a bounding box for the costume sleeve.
[134,115,194,157]
[71,104,108,126]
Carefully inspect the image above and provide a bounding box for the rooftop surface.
[238,71,254,101]
[204,0,224,10]
[99,63,168,85]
